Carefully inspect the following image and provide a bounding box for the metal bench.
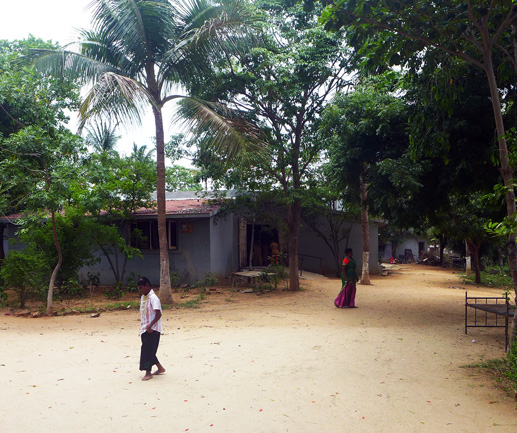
[465,292,515,351]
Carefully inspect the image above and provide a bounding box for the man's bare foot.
[153,366,166,375]
[142,374,153,381]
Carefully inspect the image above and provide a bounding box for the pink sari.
[334,281,356,308]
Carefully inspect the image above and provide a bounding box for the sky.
[0,0,181,158]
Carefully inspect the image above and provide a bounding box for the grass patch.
[461,267,513,291]
[177,298,201,308]
[466,344,517,397]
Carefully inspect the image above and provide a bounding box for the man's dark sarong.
[140,331,161,371]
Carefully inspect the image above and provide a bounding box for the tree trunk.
[47,211,62,315]
[467,239,481,284]
[483,50,517,350]
[465,240,471,276]
[153,106,173,304]
[360,170,370,284]
[287,199,302,291]
[439,236,446,267]
[249,218,255,271]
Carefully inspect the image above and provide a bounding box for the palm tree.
[28,0,262,304]
[84,119,120,154]
[131,143,155,162]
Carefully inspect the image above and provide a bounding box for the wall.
[297,218,380,277]
[380,236,427,262]
[209,214,238,279]
[82,217,213,286]
[3,224,24,253]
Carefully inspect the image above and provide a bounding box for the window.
[130,220,178,250]
[130,221,158,250]
[168,220,178,250]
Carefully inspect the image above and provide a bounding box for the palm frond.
[160,0,262,85]
[24,47,117,84]
[83,118,120,152]
[174,97,269,168]
[89,0,176,64]
[79,72,152,126]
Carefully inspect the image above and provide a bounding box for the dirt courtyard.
[1,264,516,432]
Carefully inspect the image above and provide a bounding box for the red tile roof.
[0,199,221,223]
[133,199,220,216]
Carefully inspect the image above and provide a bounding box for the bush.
[461,267,513,291]
[59,278,86,297]
[0,249,49,308]
[203,272,218,287]
[105,282,125,299]
[481,341,517,394]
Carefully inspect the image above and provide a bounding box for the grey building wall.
[3,224,23,253]
[170,217,212,284]
[297,219,380,276]
[81,217,214,286]
[209,214,238,279]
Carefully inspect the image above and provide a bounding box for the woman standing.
[335,248,359,308]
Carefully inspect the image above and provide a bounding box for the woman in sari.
[335,248,359,308]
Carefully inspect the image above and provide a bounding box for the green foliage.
[86,272,100,299]
[178,291,206,308]
[476,343,517,394]
[193,272,219,293]
[0,249,49,308]
[321,73,409,191]
[84,148,155,284]
[15,211,100,289]
[255,259,289,292]
[104,282,125,300]
[461,268,513,292]
[0,287,7,306]
[202,272,218,287]
[184,0,353,291]
[59,278,85,297]
[166,165,202,192]
[301,168,359,275]
[170,272,181,288]
[177,298,202,308]
[84,119,120,154]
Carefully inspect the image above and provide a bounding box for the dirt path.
[1,264,516,432]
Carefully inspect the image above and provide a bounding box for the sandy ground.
[1,264,516,432]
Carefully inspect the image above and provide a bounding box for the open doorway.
[247,224,279,267]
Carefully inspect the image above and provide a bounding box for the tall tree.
[83,119,120,154]
[2,126,86,314]
[0,37,82,313]
[317,0,517,347]
[320,74,409,284]
[27,0,262,304]
[184,0,351,290]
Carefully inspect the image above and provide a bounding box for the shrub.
[105,282,125,299]
[0,249,49,308]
